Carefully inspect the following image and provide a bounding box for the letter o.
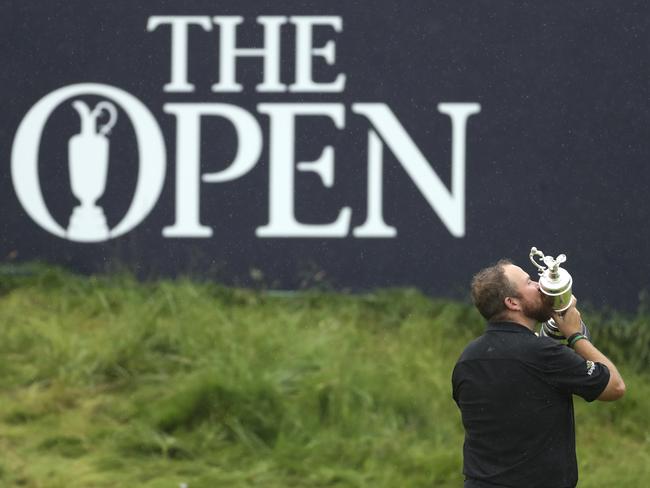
[11,83,166,242]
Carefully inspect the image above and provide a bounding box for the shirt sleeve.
[528,338,611,402]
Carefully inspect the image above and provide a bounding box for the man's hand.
[551,296,582,338]
[552,296,626,400]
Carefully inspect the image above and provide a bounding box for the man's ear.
[504,296,521,311]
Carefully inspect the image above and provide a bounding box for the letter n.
[351,103,480,237]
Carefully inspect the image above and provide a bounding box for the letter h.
[212,16,287,92]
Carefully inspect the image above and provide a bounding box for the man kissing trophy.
[529,247,590,340]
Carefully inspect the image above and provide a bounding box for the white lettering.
[351,103,480,237]
[290,16,346,92]
[162,103,262,237]
[147,16,213,93]
[256,103,351,237]
[353,130,397,237]
[211,16,287,93]
[11,83,166,242]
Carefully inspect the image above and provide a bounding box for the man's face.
[504,264,554,322]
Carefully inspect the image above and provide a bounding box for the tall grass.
[0,265,648,487]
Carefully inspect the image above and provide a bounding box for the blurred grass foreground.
[1,265,649,488]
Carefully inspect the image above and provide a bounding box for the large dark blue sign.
[2,1,649,310]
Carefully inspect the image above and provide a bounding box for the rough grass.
[0,265,648,487]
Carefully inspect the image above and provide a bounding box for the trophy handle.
[92,102,118,136]
[529,247,547,274]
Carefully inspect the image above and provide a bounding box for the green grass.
[0,265,648,487]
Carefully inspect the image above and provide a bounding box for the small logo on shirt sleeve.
[586,360,596,376]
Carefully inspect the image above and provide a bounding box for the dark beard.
[522,293,555,323]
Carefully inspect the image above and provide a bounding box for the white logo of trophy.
[67,100,117,241]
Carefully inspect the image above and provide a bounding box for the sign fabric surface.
[2,1,649,310]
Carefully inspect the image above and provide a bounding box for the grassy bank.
[0,266,649,487]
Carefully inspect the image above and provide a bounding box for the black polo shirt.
[452,321,610,488]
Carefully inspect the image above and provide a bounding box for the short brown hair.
[471,259,519,321]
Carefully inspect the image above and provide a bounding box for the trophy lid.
[529,246,573,295]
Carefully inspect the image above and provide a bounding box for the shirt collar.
[487,321,536,335]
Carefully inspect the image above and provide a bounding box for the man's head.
[471,259,554,325]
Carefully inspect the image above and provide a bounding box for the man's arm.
[553,299,626,401]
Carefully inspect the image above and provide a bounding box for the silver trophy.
[529,247,590,340]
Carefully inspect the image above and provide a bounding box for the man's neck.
[497,313,536,331]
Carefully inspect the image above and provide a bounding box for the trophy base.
[67,205,109,242]
[539,318,590,342]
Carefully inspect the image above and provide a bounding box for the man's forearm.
[552,300,625,400]
[573,338,625,400]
